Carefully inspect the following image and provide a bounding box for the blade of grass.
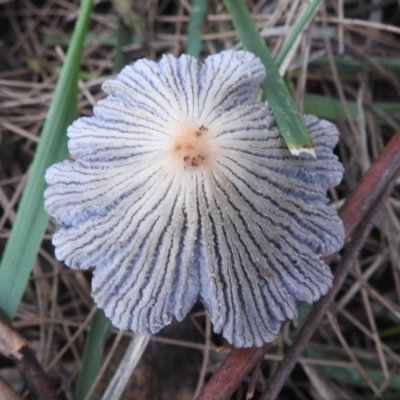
[0,0,94,320]
[275,0,321,68]
[75,309,111,400]
[114,18,133,73]
[310,55,400,72]
[304,94,400,120]
[112,0,141,34]
[223,0,315,156]
[319,364,400,389]
[379,325,400,339]
[307,348,400,390]
[185,0,208,58]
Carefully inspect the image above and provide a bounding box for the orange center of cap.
[171,120,211,169]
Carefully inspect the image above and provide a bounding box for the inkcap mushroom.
[44,50,344,348]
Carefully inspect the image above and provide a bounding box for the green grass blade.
[319,364,400,389]
[114,18,133,73]
[185,0,208,58]
[223,0,315,156]
[310,55,400,71]
[75,309,111,400]
[275,0,321,68]
[303,94,400,120]
[0,0,94,320]
[307,348,400,390]
[379,325,400,339]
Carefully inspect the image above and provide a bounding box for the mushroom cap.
[45,50,344,348]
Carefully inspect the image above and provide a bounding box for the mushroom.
[44,50,344,348]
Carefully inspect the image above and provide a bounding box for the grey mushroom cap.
[44,50,344,348]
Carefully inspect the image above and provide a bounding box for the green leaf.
[320,363,400,389]
[296,302,313,330]
[75,309,111,400]
[303,94,400,121]
[379,325,400,339]
[310,55,400,73]
[114,17,134,73]
[0,0,94,319]
[307,348,400,390]
[112,0,141,34]
[185,0,208,58]
[222,0,315,156]
[275,0,321,68]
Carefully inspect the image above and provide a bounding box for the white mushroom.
[44,50,344,348]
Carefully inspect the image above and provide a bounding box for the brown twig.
[0,312,57,400]
[339,130,400,236]
[195,345,270,400]
[16,347,57,400]
[196,131,400,399]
